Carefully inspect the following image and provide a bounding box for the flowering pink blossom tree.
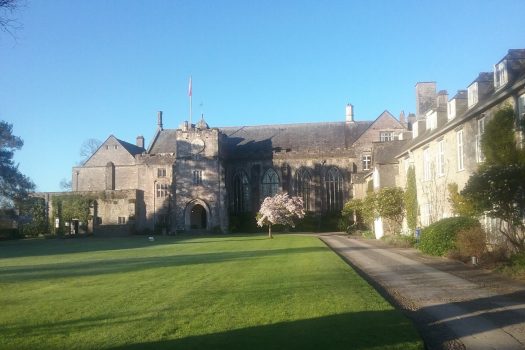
[256,193,305,238]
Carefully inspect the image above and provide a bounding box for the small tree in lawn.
[257,193,305,238]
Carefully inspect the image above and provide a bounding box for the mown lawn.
[0,234,423,349]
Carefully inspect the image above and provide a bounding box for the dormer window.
[425,111,437,130]
[468,83,478,108]
[380,131,394,142]
[494,61,508,89]
[447,100,456,121]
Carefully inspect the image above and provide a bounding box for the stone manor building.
[55,105,408,234]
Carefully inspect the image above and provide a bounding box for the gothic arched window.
[261,168,280,200]
[325,167,344,212]
[295,168,312,211]
[231,171,250,214]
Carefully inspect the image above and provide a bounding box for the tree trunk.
[268,224,273,239]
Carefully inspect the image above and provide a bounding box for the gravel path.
[320,234,525,350]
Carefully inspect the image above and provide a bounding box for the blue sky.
[1,0,524,192]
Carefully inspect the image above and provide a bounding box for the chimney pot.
[345,103,354,123]
[136,135,145,149]
[157,111,163,130]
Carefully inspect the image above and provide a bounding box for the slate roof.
[146,121,373,157]
[219,121,372,157]
[148,130,178,154]
[499,49,525,62]
[116,137,145,156]
[396,71,525,159]
[373,140,410,164]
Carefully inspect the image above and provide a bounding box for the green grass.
[0,234,423,349]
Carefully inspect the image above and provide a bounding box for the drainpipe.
[153,180,157,232]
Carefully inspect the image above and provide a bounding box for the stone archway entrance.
[190,204,207,229]
[184,199,211,231]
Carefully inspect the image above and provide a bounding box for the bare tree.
[59,178,72,191]
[79,138,102,165]
[0,0,23,38]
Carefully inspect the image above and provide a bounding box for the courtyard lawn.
[0,234,423,350]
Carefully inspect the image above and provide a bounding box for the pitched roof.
[219,121,372,157]
[148,130,178,154]
[397,71,525,158]
[373,140,410,164]
[116,137,144,156]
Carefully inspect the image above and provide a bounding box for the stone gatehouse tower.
[59,106,408,234]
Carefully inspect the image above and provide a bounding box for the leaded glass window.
[296,168,312,211]
[261,168,280,200]
[232,171,250,213]
[325,167,343,212]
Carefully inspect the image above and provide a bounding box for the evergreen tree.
[0,121,35,207]
[462,106,525,252]
[404,166,418,232]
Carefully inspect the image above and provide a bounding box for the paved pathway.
[320,234,525,350]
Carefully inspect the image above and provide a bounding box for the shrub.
[361,230,375,239]
[498,252,525,280]
[0,228,21,240]
[317,212,343,232]
[419,217,480,256]
[456,226,487,258]
[229,213,260,233]
[293,212,318,232]
[381,234,417,248]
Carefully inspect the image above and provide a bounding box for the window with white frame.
[476,117,486,163]
[436,140,445,176]
[157,168,166,177]
[456,130,464,171]
[421,203,432,226]
[468,83,478,108]
[426,112,437,130]
[362,154,371,170]
[494,61,508,89]
[380,131,394,142]
[423,147,431,181]
[447,100,456,121]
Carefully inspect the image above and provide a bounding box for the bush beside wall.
[419,217,480,256]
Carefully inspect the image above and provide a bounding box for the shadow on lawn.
[0,234,269,259]
[0,246,326,282]
[104,310,423,350]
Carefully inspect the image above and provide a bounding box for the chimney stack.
[399,111,406,125]
[136,135,144,149]
[157,111,163,130]
[345,103,354,123]
[415,82,437,118]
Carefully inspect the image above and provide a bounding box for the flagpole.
[189,76,193,127]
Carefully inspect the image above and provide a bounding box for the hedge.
[418,217,480,256]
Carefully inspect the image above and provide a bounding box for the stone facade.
[44,107,409,235]
[45,48,525,237]
[393,49,525,237]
